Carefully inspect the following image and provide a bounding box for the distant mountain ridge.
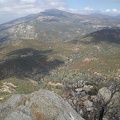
[71,28,120,44]
[0,9,120,44]
[88,13,113,18]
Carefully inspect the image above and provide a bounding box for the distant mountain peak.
[42,9,64,14]
[43,9,64,12]
[41,9,71,17]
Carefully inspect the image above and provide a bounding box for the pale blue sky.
[65,0,120,10]
[0,0,120,24]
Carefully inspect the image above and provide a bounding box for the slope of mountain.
[0,32,119,104]
[0,9,120,44]
[69,28,120,75]
[0,27,120,82]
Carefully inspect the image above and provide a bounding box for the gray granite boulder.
[98,87,111,102]
[0,89,85,120]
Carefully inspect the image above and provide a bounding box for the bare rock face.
[0,89,84,120]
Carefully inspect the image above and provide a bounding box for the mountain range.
[0,9,120,44]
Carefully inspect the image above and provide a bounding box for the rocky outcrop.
[98,87,120,104]
[0,89,84,120]
[98,87,111,102]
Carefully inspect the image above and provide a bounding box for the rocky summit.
[0,89,84,120]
